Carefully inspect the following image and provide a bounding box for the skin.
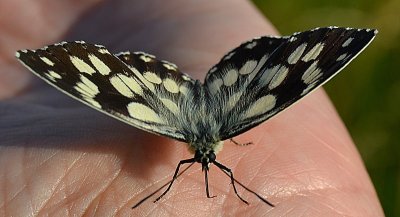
[0,0,384,216]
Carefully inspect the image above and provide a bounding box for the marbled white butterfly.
[16,27,377,207]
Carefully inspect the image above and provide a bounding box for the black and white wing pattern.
[204,27,377,140]
[16,42,195,141]
[15,27,377,208]
[16,27,377,144]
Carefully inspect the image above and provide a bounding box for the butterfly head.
[194,147,216,171]
[188,140,224,169]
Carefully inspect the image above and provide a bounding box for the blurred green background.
[252,0,399,215]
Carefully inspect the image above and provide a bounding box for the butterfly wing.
[16,42,196,142]
[204,27,377,140]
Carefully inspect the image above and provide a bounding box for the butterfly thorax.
[188,140,224,154]
[177,80,224,149]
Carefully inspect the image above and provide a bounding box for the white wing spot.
[74,75,101,108]
[247,54,268,82]
[85,98,101,108]
[259,64,288,89]
[336,53,347,61]
[162,61,178,71]
[223,69,238,86]
[160,98,179,114]
[140,55,153,62]
[135,52,156,58]
[302,61,322,84]
[244,94,276,119]
[239,60,257,75]
[70,56,96,75]
[301,82,318,96]
[98,48,109,54]
[40,56,55,66]
[342,37,354,47]
[88,54,111,75]
[163,63,176,71]
[245,41,257,49]
[293,31,301,36]
[110,74,143,98]
[182,74,192,81]
[179,85,189,96]
[143,71,162,84]
[268,65,289,89]
[128,66,155,92]
[289,36,297,42]
[209,67,217,73]
[44,70,62,82]
[117,51,130,57]
[208,78,223,95]
[50,70,62,79]
[223,52,235,60]
[136,52,156,63]
[76,75,99,96]
[127,102,163,123]
[288,43,307,64]
[301,43,324,62]
[118,75,143,96]
[259,65,277,86]
[163,78,180,93]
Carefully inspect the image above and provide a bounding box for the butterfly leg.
[132,162,195,208]
[213,160,249,205]
[230,138,253,146]
[214,160,275,207]
[204,167,216,198]
[154,158,196,202]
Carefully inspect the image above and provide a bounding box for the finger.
[1,1,100,98]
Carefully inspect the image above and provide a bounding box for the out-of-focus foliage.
[252,0,400,216]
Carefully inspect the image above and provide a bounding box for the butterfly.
[16,27,377,207]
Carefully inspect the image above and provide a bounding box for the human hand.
[0,0,384,216]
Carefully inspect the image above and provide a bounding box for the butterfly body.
[16,27,377,207]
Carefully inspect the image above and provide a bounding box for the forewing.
[204,27,377,140]
[16,42,196,142]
